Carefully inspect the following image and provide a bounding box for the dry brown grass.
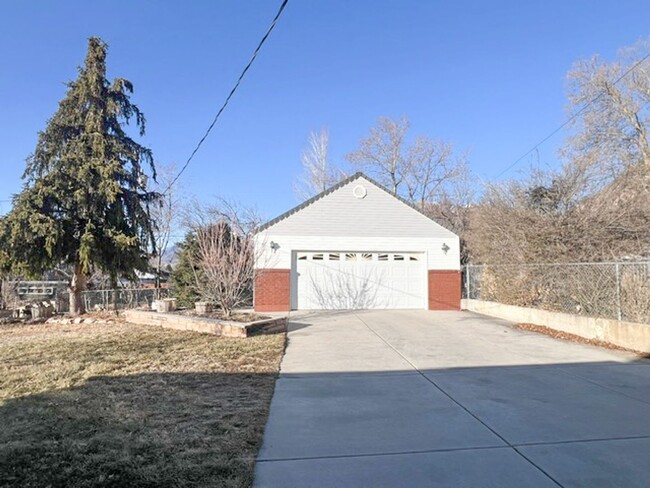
[0,319,286,487]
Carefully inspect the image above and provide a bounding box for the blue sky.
[1,0,649,226]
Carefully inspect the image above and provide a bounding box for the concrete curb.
[462,299,650,354]
[123,309,287,338]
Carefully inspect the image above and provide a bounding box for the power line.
[163,0,289,195]
[494,51,650,179]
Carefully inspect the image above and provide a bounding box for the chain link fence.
[463,262,650,324]
[55,288,169,313]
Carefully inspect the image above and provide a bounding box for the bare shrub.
[479,266,544,307]
[620,267,650,323]
[184,200,262,317]
[467,262,650,323]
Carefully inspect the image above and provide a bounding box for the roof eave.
[255,171,459,238]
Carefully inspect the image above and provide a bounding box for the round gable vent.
[353,184,367,199]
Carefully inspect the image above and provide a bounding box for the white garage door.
[293,251,426,310]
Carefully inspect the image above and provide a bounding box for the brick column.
[254,269,291,312]
[428,270,461,310]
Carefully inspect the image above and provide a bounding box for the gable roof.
[256,172,457,236]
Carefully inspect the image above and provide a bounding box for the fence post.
[615,263,622,321]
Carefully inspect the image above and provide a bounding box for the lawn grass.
[0,319,286,487]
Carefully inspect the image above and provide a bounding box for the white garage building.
[254,173,461,312]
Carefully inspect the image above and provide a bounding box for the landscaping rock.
[195,302,213,314]
[31,304,54,320]
[15,306,31,319]
[153,298,177,313]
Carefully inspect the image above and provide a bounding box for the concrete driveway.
[254,310,650,487]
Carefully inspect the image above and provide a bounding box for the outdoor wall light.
[270,241,280,252]
[441,243,450,254]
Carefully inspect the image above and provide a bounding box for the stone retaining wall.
[462,299,650,354]
[123,310,287,338]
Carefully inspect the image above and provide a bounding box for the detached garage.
[254,173,461,312]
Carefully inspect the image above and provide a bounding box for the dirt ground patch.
[0,319,286,487]
[176,309,270,323]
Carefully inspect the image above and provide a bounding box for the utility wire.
[494,51,650,179]
[163,0,289,195]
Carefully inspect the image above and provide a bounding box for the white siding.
[255,235,460,271]
[262,176,457,239]
[254,175,461,274]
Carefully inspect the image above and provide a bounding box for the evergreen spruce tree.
[170,232,201,308]
[0,37,158,314]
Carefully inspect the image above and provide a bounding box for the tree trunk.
[155,254,162,299]
[110,274,118,312]
[69,263,87,316]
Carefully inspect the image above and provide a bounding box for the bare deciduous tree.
[347,116,469,207]
[150,163,183,296]
[469,40,650,266]
[347,116,410,195]
[563,39,650,196]
[294,128,345,199]
[184,199,263,317]
[0,274,20,310]
[406,139,469,209]
[347,116,475,258]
